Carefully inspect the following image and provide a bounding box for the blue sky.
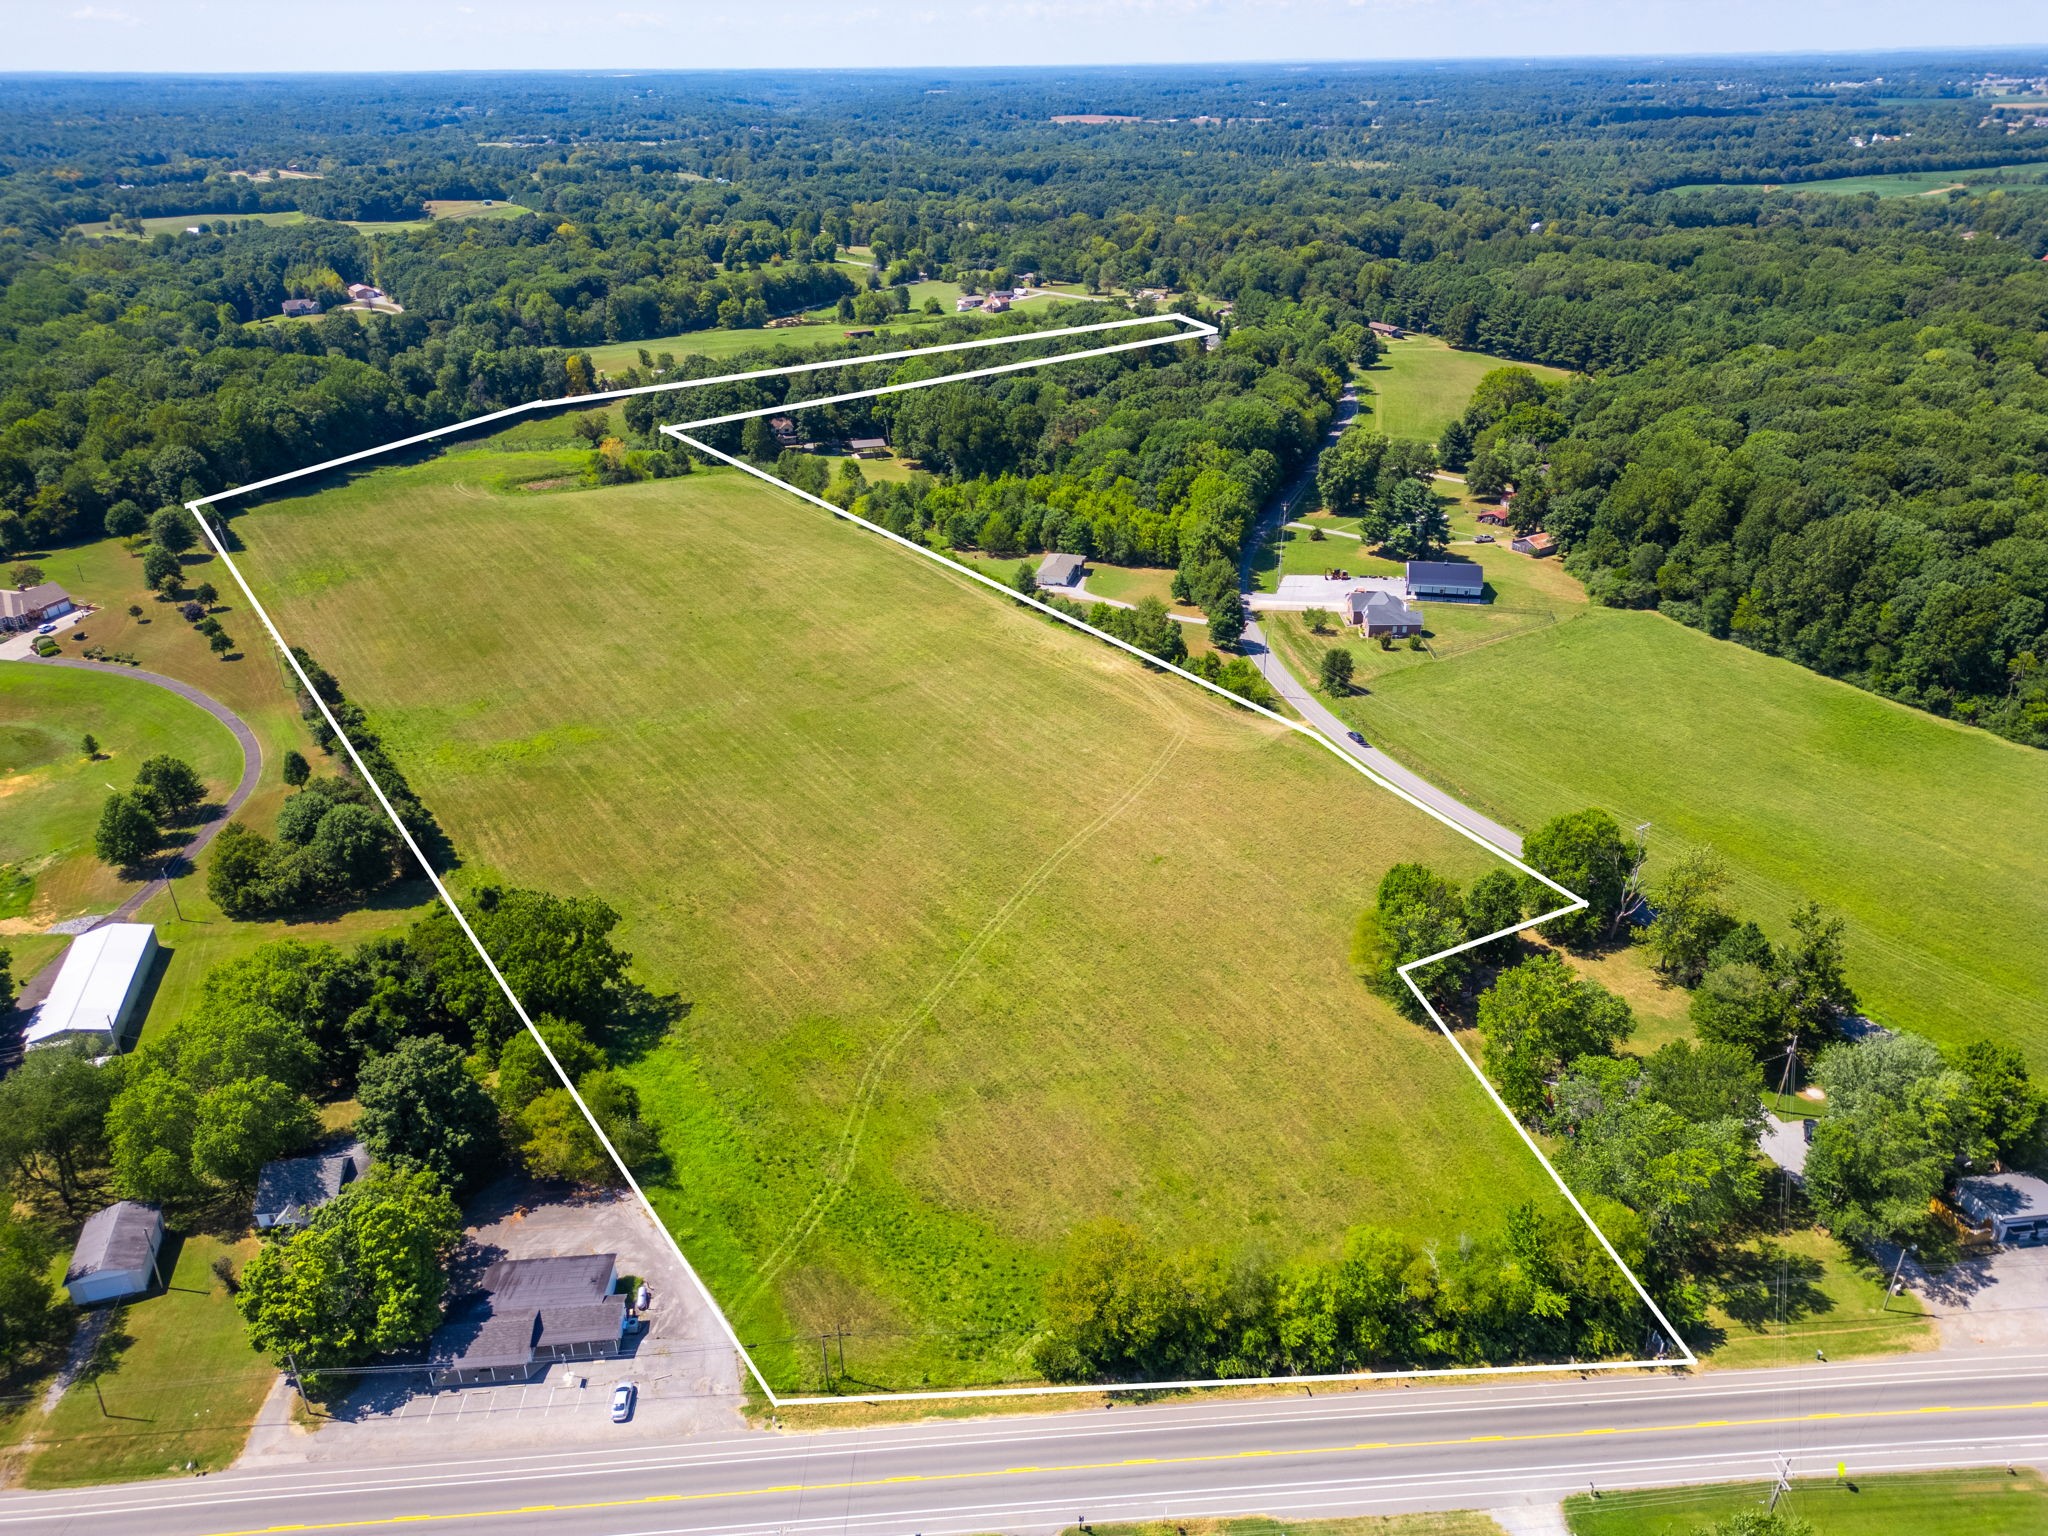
[14,1,2045,73]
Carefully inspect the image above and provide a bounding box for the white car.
[610,1381,636,1423]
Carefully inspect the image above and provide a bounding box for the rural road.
[1237,384,1524,856]
[3,656,262,1015]
[0,1353,2042,1535]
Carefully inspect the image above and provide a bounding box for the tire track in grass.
[739,722,1191,1307]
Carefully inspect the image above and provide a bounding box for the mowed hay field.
[1345,606,2048,1061]
[1362,336,1571,443]
[234,438,1573,1392]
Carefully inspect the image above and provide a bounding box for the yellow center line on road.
[192,1399,2048,1536]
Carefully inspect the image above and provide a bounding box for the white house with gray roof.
[65,1201,164,1304]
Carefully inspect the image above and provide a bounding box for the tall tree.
[356,1036,500,1193]
[1522,808,1639,949]
[1477,953,1634,1119]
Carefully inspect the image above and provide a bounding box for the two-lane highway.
[3,1353,2044,1535]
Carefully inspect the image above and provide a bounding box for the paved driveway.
[236,1182,745,1469]
[1905,1241,2048,1352]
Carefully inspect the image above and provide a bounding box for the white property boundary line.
[182,311,1695,1412]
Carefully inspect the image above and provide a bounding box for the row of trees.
[1315,430,1451,558]
[1035,1199,1652,1383]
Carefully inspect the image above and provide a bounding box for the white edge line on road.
[181,307,1687,1416]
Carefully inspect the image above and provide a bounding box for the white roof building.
[1259,574,1410,611]
[65,1201,164,1305]
[26,923,157,1053]
[1955,1173,2048,1246]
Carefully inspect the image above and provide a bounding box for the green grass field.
[21,1233,274,1487]
[74,200,532,241]
[1566,1469,2048,1535]
[5,536,427,1036]
[1065,1516,1506,1536]
[231,428,1589,1393]
[1670,159,2048,198]
[581,313,977,377]
[0,662,243,936]
[1698,1225,1931,1370]
[1319,606,2048,1061]
[1362,337,1571,444]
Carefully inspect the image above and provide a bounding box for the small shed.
[1511,531,1557,557]
[1369,320,1405,339]
[1955,1173,2048,1246]
[1036,552,1087,589]
[66,1202,164,1305]
[846,437,889,458]
[26,923,157,1053]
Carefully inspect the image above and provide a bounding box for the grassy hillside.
[1669,159,2048,198]
[1320,605,2048,1060]
[232,432,1581,1392]
[1362,336,1570,444]
[1566,1469,2048,1535]
[0,662,243,935]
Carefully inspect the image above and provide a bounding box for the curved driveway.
[5,656,262,1013]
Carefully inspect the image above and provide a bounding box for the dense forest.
[2,58,2048,741]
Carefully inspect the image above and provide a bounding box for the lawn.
[1065,1516,1506,1536]
[1669,160,2048,198]
[1698,1225,1932,1370]
[4,534,418,1037]
[1324,606,2048,1063]
[21,1232,275,1487]
[582,313,974,377]
[1361,337,1571,445]
[1566,1469,2048,1535]
[230,428,1593,1394]
[71,210,309,239]
[0,661,243,935]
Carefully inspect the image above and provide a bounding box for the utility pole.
[1884,1243,1917,1312]
[1767,1457,1793,1511]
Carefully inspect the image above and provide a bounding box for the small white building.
[26,923,157,1053]
[65,1202,164,1305]
[1036,552,1087,589]
[1955,1173,2048,1247]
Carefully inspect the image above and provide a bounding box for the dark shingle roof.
[1405,560,1483,589]
[255,1142,369,1225]
[430,1254,623,1373]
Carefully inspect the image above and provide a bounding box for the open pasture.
[232,430,1582,1392]
[1337,607,2048,1062]
[1363,337,1570,445]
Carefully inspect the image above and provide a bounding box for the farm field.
[230,427,1587,1393]
[0,662,242,940]
[1361,336,1570,444]
[1670,159,2048,197]
[1321,605,2048,1062]
[73,200,532,241]
[1565,1469,2048,1536]
[580,315,968,376]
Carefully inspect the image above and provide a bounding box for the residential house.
[982,294,1010,313]
[25,923,157,1053]
[955,295,983,312]
[768,416,804,450]
[1954,1173,2048,1246]
[280,298,322,318]
[1511,531,1557,556]
[1347,589,1424,637]
[254,1142,371,1229]
[66,1202,164,1305]
[345,283,387,304]
[1404,561,1485,600]
[0,581,76,632]
[428,1254,628,1387]
[1036,553,1087,589]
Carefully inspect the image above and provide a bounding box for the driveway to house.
[1896,1241,2048,1353]
[1237,385,1524,857]
[3,656,263,1015]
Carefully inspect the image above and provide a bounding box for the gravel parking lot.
[238,1180,746,1468]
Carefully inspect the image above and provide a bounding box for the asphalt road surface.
[3,1353,2044,1536]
